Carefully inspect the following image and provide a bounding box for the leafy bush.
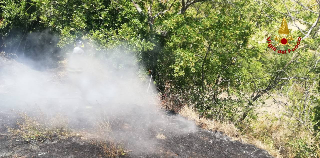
[2,0,320,157]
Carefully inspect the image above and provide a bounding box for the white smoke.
[0,46,197,154]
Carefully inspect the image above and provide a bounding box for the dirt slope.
[0,111,273,158]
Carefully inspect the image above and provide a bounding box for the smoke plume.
[0,35,197,155]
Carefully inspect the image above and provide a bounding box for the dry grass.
[8,113,72,142]
[78,117,128,157]
[179,106,281,157]
[7,113,127,157]
[179,105,320,158]
[249,113,320,158]
[179,106,239,138]
[89,140,126,157]
[159,86,320,157]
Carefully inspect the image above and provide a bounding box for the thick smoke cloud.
[1,30,61,69]
[0,34,197,154]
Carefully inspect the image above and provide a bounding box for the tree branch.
[283,0,307,36]
[302,7,320,40]
[179,0,207,14]
[201,44,211,91]
[293,0,319,14]
[283,0,320,40]
[131,0,142,13]
[251,53,300,102]
[259,1,312,26]
[154,1,175,18]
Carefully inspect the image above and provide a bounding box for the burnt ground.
[0,111,273,158]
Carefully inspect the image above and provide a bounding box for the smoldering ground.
[0,35,197,155]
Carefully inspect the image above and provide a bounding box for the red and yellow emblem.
[267,17,301,54]
[274,18,294,47]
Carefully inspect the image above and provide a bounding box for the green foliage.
[0,0,153,53]
[1,0,320,156]
[312,97,320,132]
[288,138,318,158]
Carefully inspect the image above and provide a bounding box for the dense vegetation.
[1,0,320,157]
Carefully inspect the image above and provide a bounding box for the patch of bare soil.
[0,135,115,158]
[158,129,272,158]
[0,111,273,158]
